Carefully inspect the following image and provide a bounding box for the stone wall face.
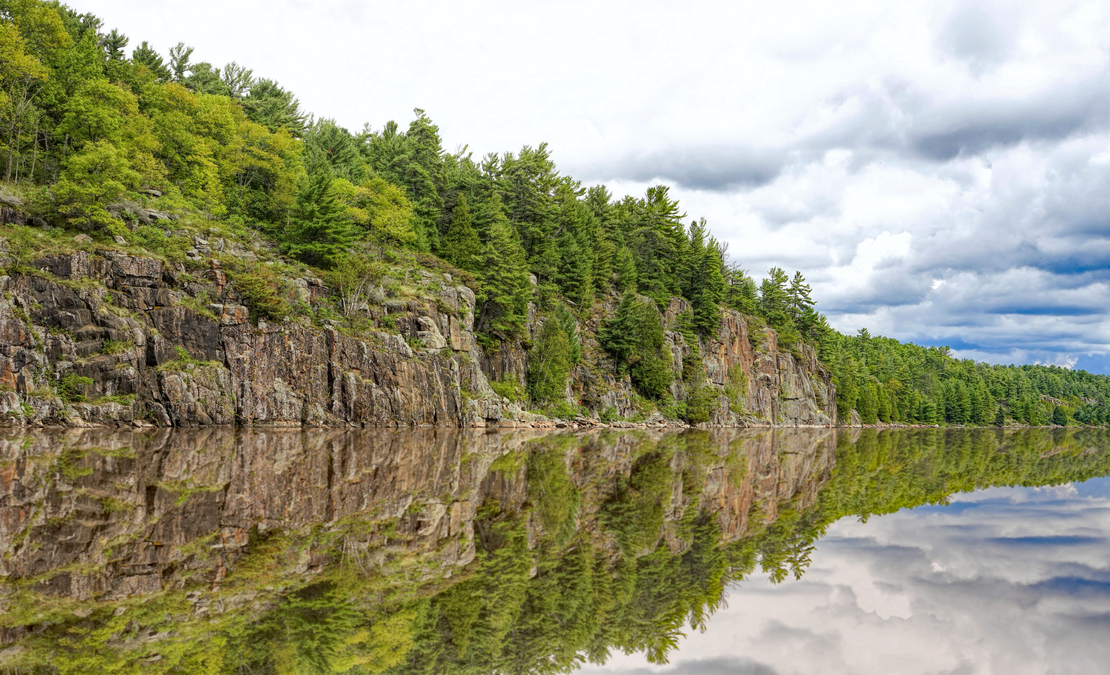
[0,249,834,428]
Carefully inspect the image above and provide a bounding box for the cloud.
[577,657,781,675]
[584,477,1110,675]
[937,3,1016,74]
[593,146,787,191]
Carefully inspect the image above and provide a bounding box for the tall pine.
[475,195,531,340]
[441,194,480,271]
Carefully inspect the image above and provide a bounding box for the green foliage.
[440,192,480,271]
[527,307,579,404]
[724,365,747,413]
[599,294,673,400]
[57,372,93,402]
[227,264,292,323]
[475,195,531,340]
[282,172,359,269]
[599,451,674,556]
[682,382,714,424]
[100,338,131,355]
[489,373,525,403]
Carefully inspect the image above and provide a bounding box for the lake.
[1,427,1107,673]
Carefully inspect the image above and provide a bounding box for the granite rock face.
[0,248,834,427]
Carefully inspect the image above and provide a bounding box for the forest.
[2,0,1110,426]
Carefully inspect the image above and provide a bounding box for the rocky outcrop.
[0,246,834,428]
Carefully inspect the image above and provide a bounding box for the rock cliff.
[0,246,835,427]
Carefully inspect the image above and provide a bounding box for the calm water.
[1,427,1108,673]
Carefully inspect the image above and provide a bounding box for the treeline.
[4,0,1109,424]
[820,329,1110,426]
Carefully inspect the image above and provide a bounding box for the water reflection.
[0,428,1108,673]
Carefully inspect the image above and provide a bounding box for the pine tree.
[283,173,359,269]
[441,194,480,271]
[788,271,815,326]
[131,41,170,80]
[859,381,879,424]
[101,28,128,61]
[614,245,638,293]
[760,267,792,331]
[598,294,672,399]
[168,42,193,82]
[1051,405,1067,426]
[475,196,531,340]
[685,221,725,336]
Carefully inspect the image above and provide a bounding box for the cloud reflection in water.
[580,477,1110,675]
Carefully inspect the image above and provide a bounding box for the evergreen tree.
[242,78,307,136]
[475,196,531,340]
[441,193,480,271]
[685,220,726,336]
[527,315,575,404]
[131,41,169,80]
[1051,405,1067,426]
[167,41,193,82]
[598,294,672,399]
[759,267,792,331]
[858,381,879,424]
[614,245,638,294]
[101,28,127,60]
[221,61,254,98]
[787,271,814,325]
[282,172,359,269]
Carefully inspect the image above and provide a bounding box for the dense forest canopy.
[2,0,1109,425]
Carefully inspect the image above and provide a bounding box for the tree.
[759,267,792,330]
[475,196,531,340]
[303,118,363,181]
[527,314,575,404]
[221,61,253,98]
[440,193,480,270]
[599,294,673,399]
[100,27,127,60]
[858,380,878,424]
[242,78,307,136]
[1052,405,1067,426]
[0,20,50,182]
[185,62,227,96]
[685,220,726,336]
[614,245,638,293]
[131,40,169,81]
[333,176,418,247]
[167,41,193,82]
[282,172,359,269]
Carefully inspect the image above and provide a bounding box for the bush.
[490,375,525,403]
[228,265,292,322]
[58,373,93,402]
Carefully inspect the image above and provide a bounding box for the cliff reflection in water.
[1,427,1109,673]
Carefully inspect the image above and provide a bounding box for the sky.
[67,0,1110,373]
[577,477,1110,675]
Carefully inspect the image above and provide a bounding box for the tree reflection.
[1,428,1108,673]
